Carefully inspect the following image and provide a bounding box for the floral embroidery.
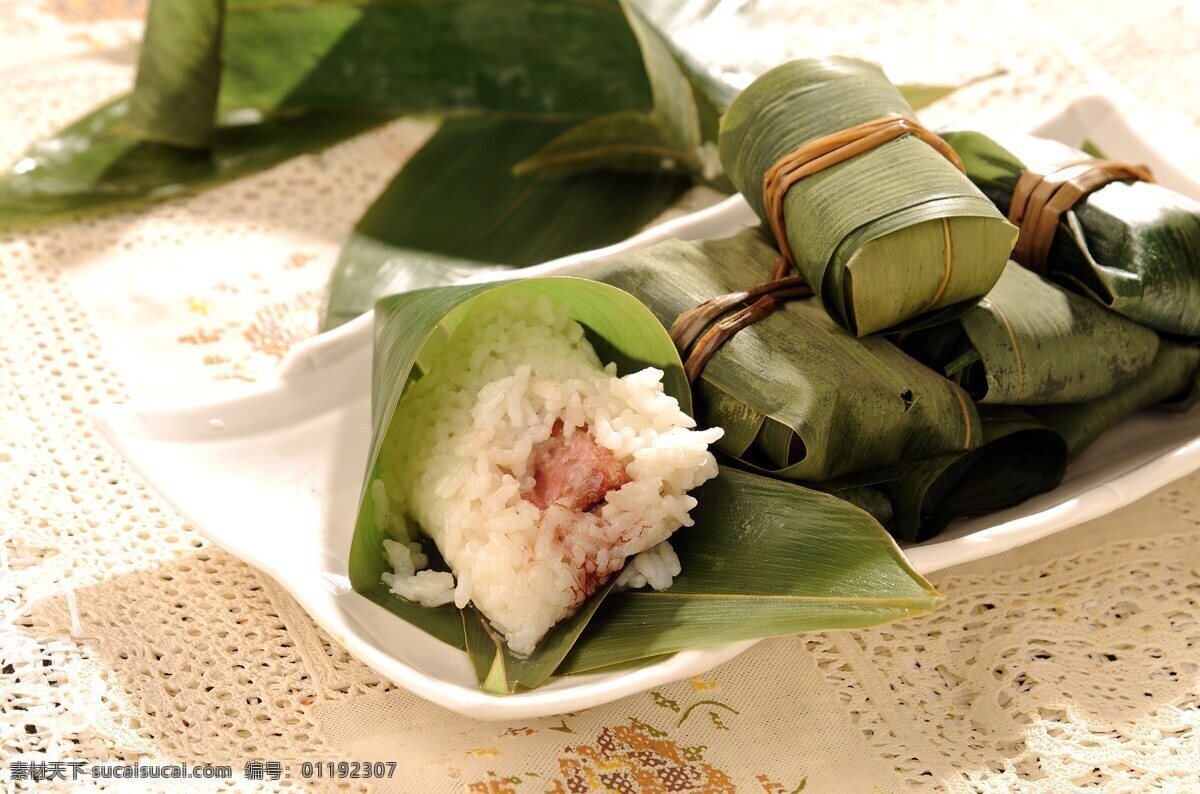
[552,722,735,793]
[630,718,668,738]
[468,773,522,794]
[469,690,759,792]
[177,327,225,346]
[757,775,808,793]
[651,691,681,713]
[677,701,739,729]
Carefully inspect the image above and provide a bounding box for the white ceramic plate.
[94,96,1200,720]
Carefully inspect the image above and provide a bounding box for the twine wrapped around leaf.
[764,115,966,275]
[1009,160,1154,274]
[672,114,964,382]
[720,58,1017,337]
[941,130,1200,337]
[669,276,811,382]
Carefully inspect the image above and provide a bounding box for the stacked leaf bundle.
[701,60,1200,540]
[594,231,1198,543]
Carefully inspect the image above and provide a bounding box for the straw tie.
[763,114,964,275]
[669,276,812,383]
[672,114,964,382]
[1008,160,1154,275]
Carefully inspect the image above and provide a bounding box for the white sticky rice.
[376,287,722,656]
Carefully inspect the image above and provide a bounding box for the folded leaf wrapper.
[350,277,940,693]
[840,341,1199,542]
[217,0,652,120]
[1031,340,1200,458]
[900,261,1160,404]
[719,58,1017,337]
[942,130,1200,337]
[587,229,982,482]
[0,0,665,226]
[841,407,1069,543]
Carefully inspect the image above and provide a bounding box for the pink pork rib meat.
[526,420,630,512]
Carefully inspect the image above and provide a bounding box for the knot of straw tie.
[671,114,964,382]
[1009,160,1154,275]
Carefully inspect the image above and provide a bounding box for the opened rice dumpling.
[719,58,1018,336]
[941,130,1200,337]
[588,229,981,482]
[373,286,721,655]
[900,261,1160,404]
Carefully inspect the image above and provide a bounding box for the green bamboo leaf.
[1031,340,1200,458]
[217,0,652,120]
[463,581,616,694]
[1080,138,1107,159]
[1164,347,1200,412]
[0,97,386,229]
[828,341,1199,542]
[322,118,691,330]
[353,278,691,690]
[588,230,982,482]
[559,467,940,674]
[900,261,1160,405]
[942,129,1200,337]
[512,0,703,177]
[842,407,1069,543]
[719,58,1017,336]
[127,0,224,148]
[1,0,671,226]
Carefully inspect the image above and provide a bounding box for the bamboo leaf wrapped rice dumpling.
[836,407,1069,543]
[900,261,1160,404]
[719,58,1018,336]
[587,229,982,482]
[370,283,722,657]
[349,277,944,692]
[839,339,1199,542]
[941,130,1200,337]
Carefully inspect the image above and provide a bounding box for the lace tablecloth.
[4,1,1200,790]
